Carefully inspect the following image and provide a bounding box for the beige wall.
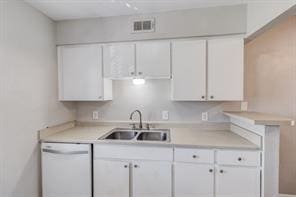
[245,16,296,194]
[0,1,76,196]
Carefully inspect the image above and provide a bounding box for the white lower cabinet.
[174,163,261,197]
[174,163,214,197]
[94,160,130,197]
[94,160,172,197]
[174,148,261,197]
[93,145,173,197]
[216,166,261,197]
[133,161,172,197]
[93,145,261,197]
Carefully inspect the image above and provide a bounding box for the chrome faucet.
[129,110,143,129]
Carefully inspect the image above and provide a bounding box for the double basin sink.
[99,128,170,142]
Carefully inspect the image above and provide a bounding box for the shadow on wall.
[11,144,41,197]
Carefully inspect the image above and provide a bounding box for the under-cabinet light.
[132,78,145,85]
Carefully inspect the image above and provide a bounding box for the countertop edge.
[41,139,260,150]
[224,111,294,126]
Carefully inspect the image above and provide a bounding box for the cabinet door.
[103,43,135,78]
[94,160,130,197]
[171,40,207,101]
[216,166,261,197]
[58,44,103,101]
[132,161,172,197]
[136,41,171,78]
[208,38,244,101]
[174,163,214,197]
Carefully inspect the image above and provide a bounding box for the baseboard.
[280,194,296,197]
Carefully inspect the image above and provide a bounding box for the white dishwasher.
[41,142,92,197]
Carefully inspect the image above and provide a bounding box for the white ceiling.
[25,0,245,21]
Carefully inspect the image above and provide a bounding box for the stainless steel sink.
[99,128,170,142]
[102,128,138,140]
[137,131,168,142]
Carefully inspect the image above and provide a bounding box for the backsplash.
[76,80,241,122]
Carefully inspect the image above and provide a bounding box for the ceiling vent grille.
[131,18,155,33]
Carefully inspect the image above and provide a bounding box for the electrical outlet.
[162,111,169,120]
[241,102,248,111]
[202,112,208,121]
[291,120,295,126]
[92,111,99,120]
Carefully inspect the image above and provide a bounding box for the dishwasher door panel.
[41,143,92,197]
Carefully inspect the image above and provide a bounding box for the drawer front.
[217,150,261,166]
[94,144,173,161]
[174,148,214,164]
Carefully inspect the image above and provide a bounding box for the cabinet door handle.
[220,170,224,174]
[210,96,214,99]
[238,157,243,162]
[209,169,214,173]
[192,155,199,159]
[201,96,205,99]
[124,165,129,168]
[42,149,88,155]
[130,72,135,75]
[138,72,142,75]
[134,164,139,168]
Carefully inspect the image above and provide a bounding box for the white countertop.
[224,111,293,126]
[170,128,258,149]
[42,126,113,143]
[41,125,259,150]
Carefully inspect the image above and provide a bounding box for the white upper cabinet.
[103,43,136,79]
[58,37,243,101]
[171,40,207,101]
[58,44,112,101]
[208,38,244,101]
[136,41,171,78]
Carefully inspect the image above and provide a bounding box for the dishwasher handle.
[42,149,89,155]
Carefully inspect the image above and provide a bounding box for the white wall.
[56,4,246,45]
[0,1,76,197]
[246,0,296,38]
[76,80,240,123]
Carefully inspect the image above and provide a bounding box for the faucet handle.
[129,123,136,130]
